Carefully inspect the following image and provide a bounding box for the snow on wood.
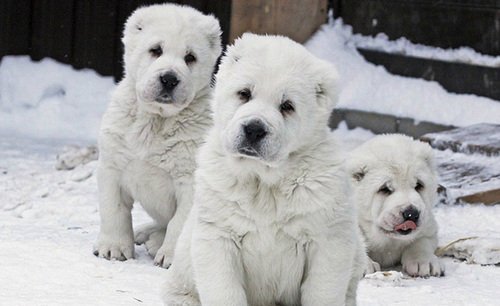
[421,123,500,156]
[435,149,500,205]
[421,124,500,205]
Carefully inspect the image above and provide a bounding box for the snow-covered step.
[329,108,455,138]
[434,148,500,205]
[420,124,500,205]
[357,49,500,102]
[341,0,500,101]
[421,123,500,156]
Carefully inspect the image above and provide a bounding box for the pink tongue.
[395,220,417,231]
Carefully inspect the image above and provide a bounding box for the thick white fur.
[163,33,365,306]
[93,4,222,268]
[347,134,445,277]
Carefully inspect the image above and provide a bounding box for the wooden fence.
[334,0,500,102]
[0,0,327,81]
[0,0,231,81]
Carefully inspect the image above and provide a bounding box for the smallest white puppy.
[347,134,445,278]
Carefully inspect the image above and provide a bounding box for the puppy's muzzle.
[395,206,420,235]
[157,72,180,103]
[237,120,268,157]
[244,120,267,143]
[160,72,179,91]
[402,207,419,223]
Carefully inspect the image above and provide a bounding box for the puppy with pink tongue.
[395,220,418,232]
[347,134,445,278]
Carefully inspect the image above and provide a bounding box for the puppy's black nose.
[243,121,267,143]
[402,207,419,223]
[160,72,179,91]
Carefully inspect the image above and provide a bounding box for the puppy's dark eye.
[280,100,294,115]
[378,185,392,195]
[185,53,196,64]
[149,46,162,57]
[238,88,251,103]
[415,181,424,192]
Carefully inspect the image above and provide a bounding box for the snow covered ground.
[1,127,499,306]
[1,19,500,306]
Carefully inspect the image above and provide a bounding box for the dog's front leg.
[402,236,445,277]
[301,238,355,306]
[155,178,194,268]
[94,168,135,260]
[192,224,247,306]
[364,255,381,275]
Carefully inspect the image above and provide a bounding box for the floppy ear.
[201,14,222,52]
[221,33,255,66]
[315,60,340,112]
[122,7,146,51]
[418,141,438,178]
[216,33,251,81]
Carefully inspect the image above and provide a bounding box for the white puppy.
[93,4,222,268]
[347,134,445,277]
[163,33,365,306]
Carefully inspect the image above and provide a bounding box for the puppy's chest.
[239,226,306,303]
[128,116,207,175]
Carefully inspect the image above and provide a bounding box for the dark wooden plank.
[398,117,455,138]
[330,0,342,18]
[31,0,75,64]
[180,0,207,11]
[114,0,143,81]
[358,48,500,102]
[458,188,500,205]
[329,108,455,137]
[0,0,32,57]
[421,123,500,156]
[343,109,398,135]
[340,0,500,56]
[229,0,326,44]
[275,0,327,44]
[229,0,275,44]
[73,1,120,76]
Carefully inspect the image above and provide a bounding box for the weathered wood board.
[229,0,328,44]
[421,123,500,157]
[431,143,500,205]
[421,124,500,205]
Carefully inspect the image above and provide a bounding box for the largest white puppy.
[93,4,221,268]
[163,34,365,306]
[347,134,445,277]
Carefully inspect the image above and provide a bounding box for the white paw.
[144,230,166,257]
[364,258,381,275]
[403,255,445,278]
[134,223,162,245]
[93,235,134,261]
[154,244,174,269]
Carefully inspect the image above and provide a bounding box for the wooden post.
[229,0,328,44]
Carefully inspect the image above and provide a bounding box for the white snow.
[350,29,500,68]
[305,19,500,127]
[1,24,500,304]
[436,237,500,265]
[0,56,115,141]
[363,271,404,287]
[2,128,500,306]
